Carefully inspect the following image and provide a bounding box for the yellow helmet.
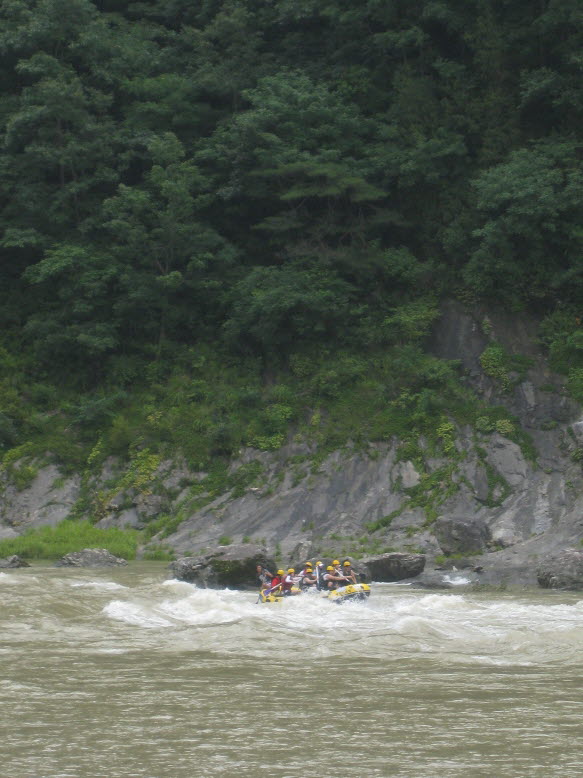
[316,561,322,566]
[277,569,284,575]
[326,565,334,571]
[332,559,340,565]
[343,560,351,566]
[305,567,313,572]
[287,568,295,573]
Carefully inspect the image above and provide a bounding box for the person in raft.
[315,561,326,589]
[282,568,300,596]
[264,569,284,595]
[300,565,318,589]
[341,560,357,584]
[332,559,353,585]
[256,564,273,590]
[323,565,350,590]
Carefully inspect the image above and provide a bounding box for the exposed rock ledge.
[0,554,30,568]
[537,549,583,590]
[169,544,275,588]
[170,547,426,588]
[361,552,425,582]
[54,548,128,567]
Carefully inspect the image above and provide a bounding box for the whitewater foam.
[102,600,175,628]
[71,580,127,591]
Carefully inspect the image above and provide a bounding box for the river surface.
[2,563,582,778]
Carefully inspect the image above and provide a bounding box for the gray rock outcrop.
[0,465,81,531]
[361,552,425,582]
[3,302,583,588]
[434,516,491,555]
[169,544,276,588]
[537,548,583,590]
[54,548,128,567]
[0,554,30,568]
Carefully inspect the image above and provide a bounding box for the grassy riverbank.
[0,520,141,561]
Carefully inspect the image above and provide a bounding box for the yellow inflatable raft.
[258,583,370,604]
[327,582,371,603]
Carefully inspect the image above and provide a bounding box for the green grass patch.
[0,519,139,560]
[141,546,175,561]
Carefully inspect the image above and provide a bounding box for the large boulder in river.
[169,544,276,588]
[0,554,30,568]
[537,548,583,590]
[434,516,491,555]
[361,552,425,582]
[54,548,128,567]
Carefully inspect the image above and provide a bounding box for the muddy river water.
[2,563,582,777]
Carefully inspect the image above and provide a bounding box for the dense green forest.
[1,0,583,492]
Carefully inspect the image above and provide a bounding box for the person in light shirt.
[282,568,297,596]
[323,565,348,590]
[300,566,317,589]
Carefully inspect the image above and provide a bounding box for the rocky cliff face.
[2,302,583,584]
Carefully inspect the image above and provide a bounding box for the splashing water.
[2,563,582,778]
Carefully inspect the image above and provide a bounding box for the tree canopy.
[0,0,582,426]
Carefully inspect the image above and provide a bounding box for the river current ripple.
[2,563,582,777]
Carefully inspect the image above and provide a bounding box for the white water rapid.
[2,563,582,777]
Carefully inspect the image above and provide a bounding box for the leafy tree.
[464,139,583,305]
[100,133,236,352]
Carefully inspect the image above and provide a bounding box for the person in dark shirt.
[256,564,273,590]
[341,560,357,584]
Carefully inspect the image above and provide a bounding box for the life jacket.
[268,576,282,591]
[323,573,338,589]
[281,574,294,592]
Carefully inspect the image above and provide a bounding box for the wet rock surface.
[434,516,491,555]
[361,552,425,582]
[54,548,128,567]
[3,303,583,588]
[0,465,81,531]
[537,548,583,590]
[0,554,30,568]
[169,544,276,588]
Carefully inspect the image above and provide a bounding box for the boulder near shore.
[0,554,30,568]
[360,552,426,582]
[537,548,583,590]
[54,548,128,568]
[169,543,276,588]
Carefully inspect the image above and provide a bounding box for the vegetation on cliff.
[1,1,582,540]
